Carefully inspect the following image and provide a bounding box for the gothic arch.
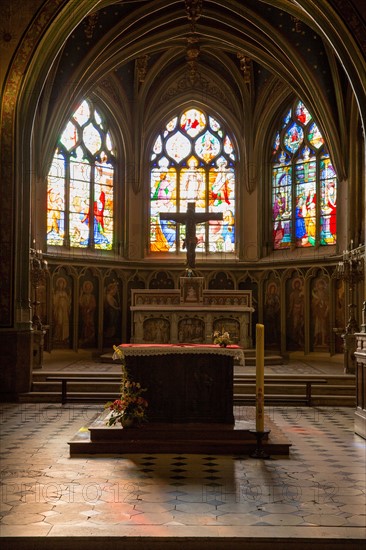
[1,0,364,333]
[207,271,235,290]
[148,271,175,289]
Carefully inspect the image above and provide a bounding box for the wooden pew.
[233,375,328,406]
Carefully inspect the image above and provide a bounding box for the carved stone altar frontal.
[130,281,253,348]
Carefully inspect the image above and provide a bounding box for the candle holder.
[336,245,364,333]
[361,301,366,334]
[336,244,364,373]
[249,428,271,459]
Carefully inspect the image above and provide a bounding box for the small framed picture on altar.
[180,277,204,304]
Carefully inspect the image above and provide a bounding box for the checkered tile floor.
[0,402,365,543]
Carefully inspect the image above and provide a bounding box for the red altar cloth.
[119,343,241,349]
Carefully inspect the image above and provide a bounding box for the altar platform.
[68,406,292,456]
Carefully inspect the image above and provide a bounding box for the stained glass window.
[47,99,115,251]
[272,100,337,249]
[150,108,236,255]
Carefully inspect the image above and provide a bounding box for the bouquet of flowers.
[105,346,148,427]
[213,329,232,347]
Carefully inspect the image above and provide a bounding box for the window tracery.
[272,100,337,249]
[47,99,115,251]
[150,107,236,256]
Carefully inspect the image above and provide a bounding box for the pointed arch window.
[47,99,115,251]
[271,100,337,249]
[150,108,236,256]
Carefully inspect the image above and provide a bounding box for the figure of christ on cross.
[159,202,223,269]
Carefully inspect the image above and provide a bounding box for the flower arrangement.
[213,328,232,347]
[104,346,148,427]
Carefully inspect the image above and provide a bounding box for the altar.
[117,343,242,424]
[130,277,253,350]
[69,345,292,456]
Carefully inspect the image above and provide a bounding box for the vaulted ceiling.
[31,0,364,184]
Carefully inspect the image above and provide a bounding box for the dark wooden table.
[120,344,237,424]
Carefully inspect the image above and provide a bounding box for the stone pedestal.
[342,332,357,374]
[32,329,46,369]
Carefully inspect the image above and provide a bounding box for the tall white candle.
[256,324,265,432]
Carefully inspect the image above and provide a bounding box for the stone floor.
[1,353,365,548]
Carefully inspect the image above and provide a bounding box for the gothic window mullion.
[176,166,182,258]
[89,162,95,249]
[205,169,210,255]
[291,156,296,248]
[64,158,71,248]
[315,152,321,248]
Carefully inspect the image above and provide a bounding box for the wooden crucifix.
[159,202,223,269]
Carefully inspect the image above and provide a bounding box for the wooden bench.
[233,376,328,406]
[47,374,327,407]
[46,376,121,404]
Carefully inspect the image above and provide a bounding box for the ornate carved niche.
[208,271,234,290]
[149,271,175,289]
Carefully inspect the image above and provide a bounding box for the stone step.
[20,368,355,406]
[28,390,353,405]
[68,408,292,456]
[245,356,284,366]
[32,371,120,381]
[31,381,121,393]
[234,384,355,398]
[235,374,355,387]
[19,391,355,407]
[310,384,355,395]
[30,378,355,396]
[18,392,116,403]
[310,395,356,406]
[34,371,353,382]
